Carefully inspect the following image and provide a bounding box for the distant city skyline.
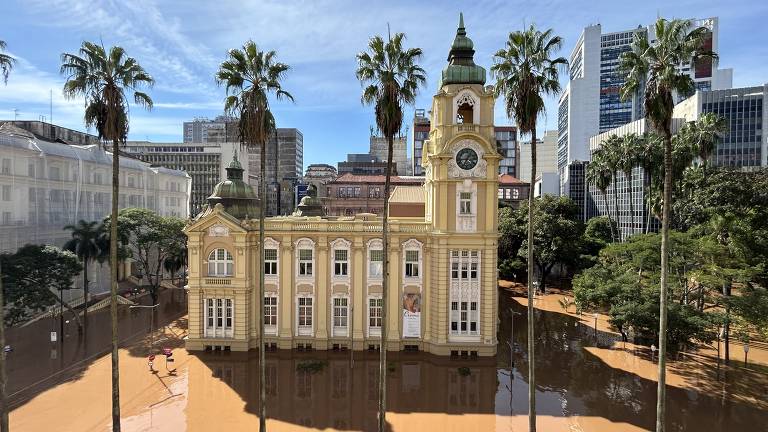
[1,0,767,170]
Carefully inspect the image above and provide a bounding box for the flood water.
[7,288,768,431]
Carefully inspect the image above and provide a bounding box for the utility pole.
[0,260,8,432]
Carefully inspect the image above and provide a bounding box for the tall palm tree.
[492,24,566,432]
[639,133,664,234]
[679,112,727,178]
[356,30,425,432]
[586,154,616,242]
[61,42,154,432]
[216,40,293,432]
[619,18,715,432]
[601,135,623,241]
[0,40,16,85]
[619,134,643,237]
[63,220,107,332]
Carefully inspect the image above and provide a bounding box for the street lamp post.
[130,303,160,363]
[651,344,657,363]
[508,308,521,368]
[593,313,599,341]
[743,342,749,367]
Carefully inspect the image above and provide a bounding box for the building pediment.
[184,204,247,235]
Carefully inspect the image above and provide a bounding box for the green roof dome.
[205,151,259,219]
[440,13,486,88]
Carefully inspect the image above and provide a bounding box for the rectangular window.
[1,185,10,201]
[369,298,382,329]
[405,250,419,278]
[333,297,348,328]
[1,159,10,175]
[334,249,348,276]
[298,297,313,329]
[369,249,383,278]
[204,298,233,337]
[498,188,504,199]
[449,250,480,336]
[299,249,313,276]
[264,296,278,326]
[264,248,278,275]
[28,163,35,178]
[460,192,472,214]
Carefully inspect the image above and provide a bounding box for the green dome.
[205,152,259,219]
[440,13,486,88]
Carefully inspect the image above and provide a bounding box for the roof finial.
[459,12,465,30]
[233,149,238,162]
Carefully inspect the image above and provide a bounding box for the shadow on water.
[6,287,187,410]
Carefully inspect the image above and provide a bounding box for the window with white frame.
[459,192,472,214]
[449,250,480,337]
[332,297,349,336]
[204,298,233,338]
[264,248,278,275]
[298,249,313,276]
[368,244,383,278]
[264,296,278,330]
[297,296,313,335]
[334,249,349,277]
[405,250,419,278]
[368,297,382,335]
[498,188,504,199]
[208,248,233,277]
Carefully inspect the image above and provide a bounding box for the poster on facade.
[402,293,421,338]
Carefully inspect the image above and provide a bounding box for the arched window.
[455,92,477,124]
[208,248,233,276]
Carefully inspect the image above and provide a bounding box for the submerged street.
[6,288,768,431]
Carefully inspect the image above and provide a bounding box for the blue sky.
[1,0,767,170]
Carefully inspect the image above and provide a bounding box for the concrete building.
[183,115,239,143]
[497,174,529,209]
[411,109,431,176]
[533,173,560,198]
[303,164,337,199]
[183,14,500,356]
[0,123,190,297]
[337,154,395,176]
[125,140,245,217]
[324,174,424,217]
[0,120,100,146]
[369,134,408,175]
[518,130,558,183]
[246,128,304,216]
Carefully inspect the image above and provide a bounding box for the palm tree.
[63,220,107,333]
[639,133,663,234]
[163,245,187,286]
[0,40,16,84]
[679,112,727,178]
[492,24,566,432]
[61,42,154,432]
[356,30,425,432]
[601,135,623,241]
[216,40,293,432]
[586,154,616,242]
[619,18,716,432]
[619,134,643,237]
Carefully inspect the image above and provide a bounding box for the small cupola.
[440,13,486,88]
[204,151,259,220]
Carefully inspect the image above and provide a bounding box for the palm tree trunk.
[259,135,267,432]
[612,173,621,242]
[602,190,616,242]
[655,129,673,432]
[645,170,652,235]
[378,134,393,432]
[527,128,537,432]
[0,260,8,432]
[83,259,89,337]
[110,137,121,432]
[627,171,636,237]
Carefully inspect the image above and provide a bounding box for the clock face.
[456,148,479,170]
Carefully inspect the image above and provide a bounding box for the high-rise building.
[337,154,395,176]
[246,128,304,216]
[518,130,558,183]
[183,115,239,143]
[369,134,408,175]
[124,140,244,217]
[411,109,431,175]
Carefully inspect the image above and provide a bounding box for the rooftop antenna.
[50,89,53,124]
[13,108,19,120]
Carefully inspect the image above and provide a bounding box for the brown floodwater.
[8,288,768,431]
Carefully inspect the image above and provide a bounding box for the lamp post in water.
[744,342,750,367]
[651,344,657,363]
[130,303,160,365]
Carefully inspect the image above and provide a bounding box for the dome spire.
[440,13,486,88]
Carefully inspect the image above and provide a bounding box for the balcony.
[205,277,232,285]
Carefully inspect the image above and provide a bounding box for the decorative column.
[279,237,293,347]
[387,237,401,348]
[316,236,329,344]
[352,237,365,347]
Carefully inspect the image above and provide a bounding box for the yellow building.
[184,15,500,356]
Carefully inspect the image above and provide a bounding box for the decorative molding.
[208,224,230,237]
[452,89,479,124]
[448,139,487,179]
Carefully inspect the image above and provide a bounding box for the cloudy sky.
[1,0,767,169]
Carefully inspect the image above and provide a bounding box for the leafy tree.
[356,28,425,432]
[492,24,566,432]
[163,244,188,285]
[0,40,16,84]
[580,216,615,269]
[598,135,624,241]
[1,245,82,326]
[619,19,715,429]
[586,155,617,242]
[105,208,185,304]
[678,113,727,178]
[61,41,154,431]
[498,206,527,280]
[619,134,643,236]
[216,40,293,432]
[63,220,107,330]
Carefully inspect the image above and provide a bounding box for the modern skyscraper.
[183,115,239,143]
[519,130,558,183]
[246,128,304,216]
[411,109,430,176]
[369,133,408,175]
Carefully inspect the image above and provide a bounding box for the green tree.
[639,133,663,234]
[216,40,293,432]
[0,40,16,84]
[678,113,727,178]
[63,220,107,332]
[163,244,187,286]
[105,208,185,304]
[61,41,154,432]
[619,134,643,237]
[598,135,624,241]
[619,19,715,430]
[587,147,617,242]
[492,25,566,430]
[498,207,527,280]
[356,28,425,432]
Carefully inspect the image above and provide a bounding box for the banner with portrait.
[402,292,421,338]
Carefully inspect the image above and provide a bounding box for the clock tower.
[421,13,500,353]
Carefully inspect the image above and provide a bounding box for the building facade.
[411,109,431,176]
[184,14,499,356]
[303,164,338,199]
[324,174,424,217]
[246,128,304,216]
[337,154,395,176]
[518,130,558,183]
[0,120,101,146]
[497,174,529,209]
[183,115,239,143]
[369,135,408,175]
[495,126,518,176]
